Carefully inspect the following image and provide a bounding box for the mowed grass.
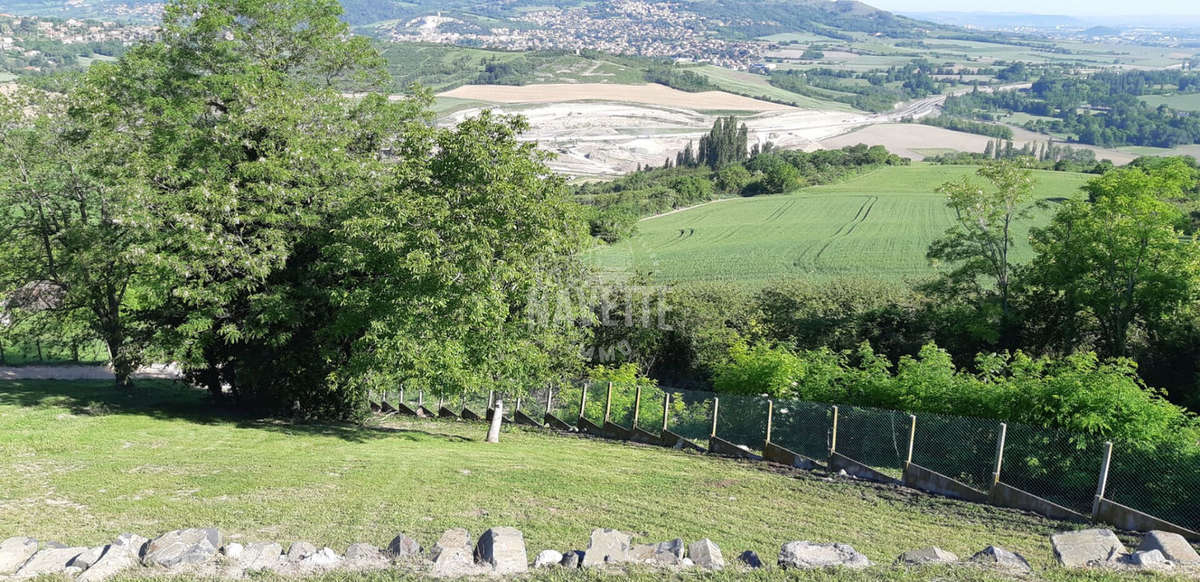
[5,380,1195,582]
[588,165,1092,286]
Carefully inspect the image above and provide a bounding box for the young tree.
[1025,160,1200,357]
[927,159,1037,329]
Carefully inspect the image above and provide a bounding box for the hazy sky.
[868,0,1197,17]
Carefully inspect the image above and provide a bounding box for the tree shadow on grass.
[0,379,476,444]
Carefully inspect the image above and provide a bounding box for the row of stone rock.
[1051,529,1200,571]
[2,526,1196,580]
[0,526,1027,580]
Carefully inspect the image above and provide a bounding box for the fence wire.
[911,412,1000,492]
[1104,443,1200,532]
[548,384,583,423]
[770,401,832,462]
[664,387,714,447]
[714,393,770,454]
[835,404,909,479]
[999,422,1102,514]
[633,384,668,434]
[580,381,610,424]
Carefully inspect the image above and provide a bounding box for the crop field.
[690,65,856,111]
[1141,93,1200,112]
[587,165,1092,286]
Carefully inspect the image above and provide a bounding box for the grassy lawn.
[4,380,1196,581]
[587,165,1091,286]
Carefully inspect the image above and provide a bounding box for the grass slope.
[588,165,1092,286]
[3,380,1195,581]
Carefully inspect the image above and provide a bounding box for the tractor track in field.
[814,195,878,262]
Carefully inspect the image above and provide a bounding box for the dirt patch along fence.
[373,384,1200,541]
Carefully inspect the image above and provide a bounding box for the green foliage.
[714,164,752,194]
[756,154,801,193]
[711,340,1200,448]
[642,64,718,92]
[1024,159,1200,356]
[916,115,1013,139]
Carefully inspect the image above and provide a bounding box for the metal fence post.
[765,400,774,448]
[1092,441,1114,518]
[992,422,1008,486]
[829,405,839,456]
[905,414,917,467]
[603,381,613,424]
[661,393,671,433]
[710,397,720,438]
[577,383,587,421]
[632,385,642,429]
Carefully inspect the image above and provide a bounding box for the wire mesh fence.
[911,412,1000,492]
[633,384,668,433]
[387,381,1199,534]
[714,392,770,454]
[664,387,714,447]
[998,422,1103,515]
[1104,443,1200,532]
[770,400,832,461]
[834,404,909,479]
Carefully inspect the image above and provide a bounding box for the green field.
[4,378,1190,582]
[1141,93,1200,112]
[690,65,857,111]
[588,165,1092,286]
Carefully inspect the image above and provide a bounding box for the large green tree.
[1025,160,1200,357]
[4,0,589,418]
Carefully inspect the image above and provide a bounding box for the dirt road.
[0,363,182,381]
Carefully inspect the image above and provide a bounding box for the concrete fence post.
[765,400,774,448]
[578,384,587,421]
[710,397,720,438]
[829,405,839,456]
[1092,441,1114,518]
[632,385,642,429]
[992,422,1008,486]
[661,393,671,433]
[603,381,613,424]
[906,414,917,467]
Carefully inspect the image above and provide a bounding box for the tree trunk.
[106,336,135,389]
[486,399,504,443]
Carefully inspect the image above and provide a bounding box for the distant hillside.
[0,0,948,39]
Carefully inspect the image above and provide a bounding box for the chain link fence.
[770,400,832,461]
[714,392,769,455]
[375,381,1200,533]
[1104,443,1200,532]
[996,422,1104,515]
[664,387,714,448]
[834,404,909,479]
[911,412,1000,492]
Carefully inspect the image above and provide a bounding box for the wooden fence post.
[577,384,587,421]
[632,385,642,428]
[992,422,1008,486]
[399,388,404,405]
[710,397,720,438]
[1092,441,1114,518]
[829,405,839,456]
[764,400,774,449]
[603,382,613,424]
[545,387,554,417]
[515,397,521,413]
[487,390,495,411]
[905,414,917,467]
[661,393,671,433]
[418,391,424,409]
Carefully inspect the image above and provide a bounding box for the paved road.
[0,363,182,381]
